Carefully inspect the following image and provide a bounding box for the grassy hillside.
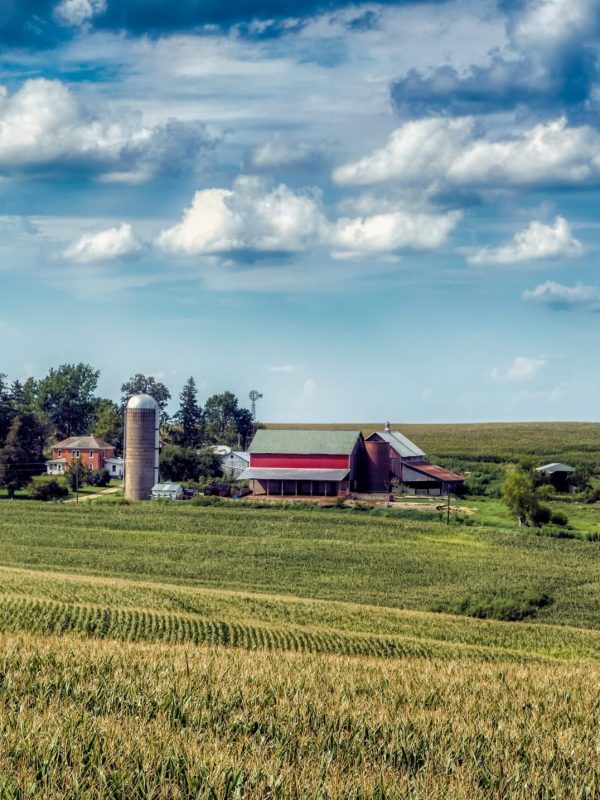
[3,501,600,797]
[1,633,599,799]
[267,421,600,467]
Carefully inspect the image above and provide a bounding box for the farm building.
[151,483,186,500]
[240,429,364,496]
[105,457,124,479]
[365,426,464,495]
[219,450,250,479]
[535,462,575,492]
[46,436,116,475]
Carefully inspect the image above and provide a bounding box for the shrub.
[30,479,69,502]
[550,511,569,527]
[531,504,552,526]
[431,590,553,622]
[86,469,110,487]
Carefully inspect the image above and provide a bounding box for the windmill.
[249,390,263,422]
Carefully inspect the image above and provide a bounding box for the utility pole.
[75,457,79,505]
[446,490,450,525]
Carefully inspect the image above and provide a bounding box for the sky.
[1,0,600,423]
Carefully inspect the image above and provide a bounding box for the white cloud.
[492,356,547,382]
[158,176,459,262]
[468,216,582,264]
[522,281,600,311]
[54,0,106,26]
[62,223,142,263]
[0,79,215,182]
[333,117,600,191]
[157,177,325,257]
[512,0,596,49]
[267,364,305,373]
[251,134,329,168]
[331,209,461,260]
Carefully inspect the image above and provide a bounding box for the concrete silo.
[124,394,159,500]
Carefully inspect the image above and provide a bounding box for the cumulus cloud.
[54,0,106,26]
[330,209,461,260]
[392,0,600,117]
[0,79,217,182]
[468,216,582,265]
[522,281,600,311]
[157,177,325,257]
[158,176,460,262]
[62,223,143,263]
[492,356,547,382]
[333,117,600,192]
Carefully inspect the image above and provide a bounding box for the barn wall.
[251,454,349,469]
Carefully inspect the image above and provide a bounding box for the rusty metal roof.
[407,462,464,481]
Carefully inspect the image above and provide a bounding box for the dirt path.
[65,487,122,503]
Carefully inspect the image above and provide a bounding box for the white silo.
[124,394,159,500]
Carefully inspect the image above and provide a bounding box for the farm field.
[2,500,600,797]
[267,421,600,467]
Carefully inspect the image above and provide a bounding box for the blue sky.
[1,0,600,422]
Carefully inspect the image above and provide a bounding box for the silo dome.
[127,393,158,411]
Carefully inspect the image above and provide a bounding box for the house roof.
[535,463,575,475]
[249,429,361,455]
[406,462,464,482]
[240,467,350,481]
[367,430,425,459]
[53,436,115,450]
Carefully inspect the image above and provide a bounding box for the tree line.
[0,364,255,496]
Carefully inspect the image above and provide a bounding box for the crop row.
[0,596,534,663]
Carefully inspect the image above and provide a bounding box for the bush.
[431,590,553,621]
[86,469,110,487]
[531,504,552,526]
[30,479,69,502]
[550,511,569,527]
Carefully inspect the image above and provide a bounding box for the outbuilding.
[151,482,186,500]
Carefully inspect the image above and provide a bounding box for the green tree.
[120,374,171,423]
[203,391,254,447]
[0,413,46,499]
[64,458,87,492]
[501,465,557,527]
[92,398,123,450]
[160,445,220,482]
[38,363,100,438]
[0,373,14,447]
[173,377,203,448]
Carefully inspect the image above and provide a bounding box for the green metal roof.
[249,429,362,455]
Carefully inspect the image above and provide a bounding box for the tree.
[0,373,14,447]
[203,391,254,447]
[502,466,538,526]
[160,445,220,482]
[92,398,123,450]
[120,374,171,423]
[173,377,203,448]
[0,414,46,499]
[37,363,100,438]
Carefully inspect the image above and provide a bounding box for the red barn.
[46,436,115,476]
[241,429,364,497]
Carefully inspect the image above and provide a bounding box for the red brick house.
[46,436,116,476]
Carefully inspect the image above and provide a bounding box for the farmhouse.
[240,429,364,496]
[46,436,116,475]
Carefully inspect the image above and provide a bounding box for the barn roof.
[367,430,425,458]
[535,463,575,475]
[407,462,464,481]
[249,429,361,455]
[53,435,114,450]
[240,467,350,481]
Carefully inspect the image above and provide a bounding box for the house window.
[73,450,80,457]
[89,451,94,459]
[57,449,62,457]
